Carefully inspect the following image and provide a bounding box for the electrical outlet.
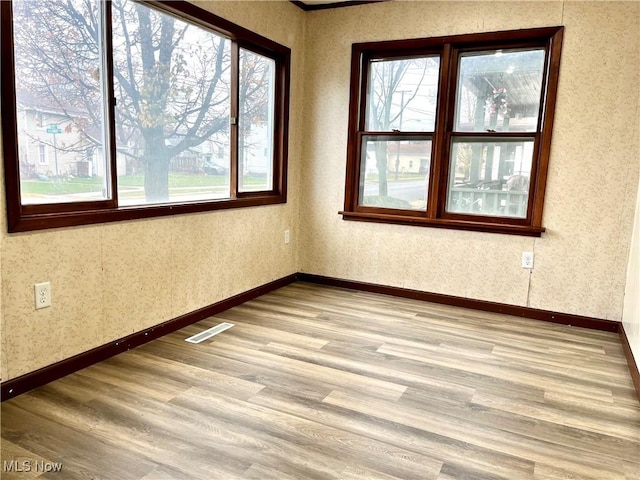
[284,229,290,244]
[522,252,534,269]
[34,282,51,309]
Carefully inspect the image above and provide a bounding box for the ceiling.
[291,1,389,11]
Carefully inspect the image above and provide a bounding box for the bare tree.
[238,49,273,187]
[14,0,105,159]
[367,58,431,197]
[13,0,269,202]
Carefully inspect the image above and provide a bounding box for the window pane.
[239,49,276,193]
[13,0,110,205]
[112,0,231,206]
[454,49,545,133]
[366,56,440,132]
[446,139,533,218]
[359,138,431,210]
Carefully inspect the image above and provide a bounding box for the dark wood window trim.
[1,0,290,232]
[341,27,564,236]
[289,1,390,12]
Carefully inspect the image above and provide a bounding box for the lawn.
[21,173,266,198]
[364,172,427,182]
[117,174,229,188]
[21,176,104,196]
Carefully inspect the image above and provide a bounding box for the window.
[1,0,290,232]
[38,145,47,166]
[342,27,563,236]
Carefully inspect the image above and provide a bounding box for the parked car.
[203,161,228,175]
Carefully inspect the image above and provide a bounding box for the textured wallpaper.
[0,1,306,380]
[1,0,639,382]
[298,1,640,320]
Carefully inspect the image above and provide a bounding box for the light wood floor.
[2,282,639,479]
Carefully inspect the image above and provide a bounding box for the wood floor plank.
[340,465,408,480]
[0,439,50,480]
[261,341,476,401]
[208,340,408,401]
[76,360,192,402]
[2,282,638,479]
[471,391,640,442]
[139,466,193,480]
[243,463,303,480]
[491,344,631,381]
[2,400,157,479]
[377,342,618,401]
[170,386,443,480]
[140,338,335,402]
[251,388,535,480]
[404,388,639,463]
[223,321,330,350]
[10,386,245,479]
[543,389,639,417]
[323,389,629,480]
[109,349,267,401]
[534,460,639,480]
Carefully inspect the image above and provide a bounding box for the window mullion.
[230,41,239,199]
[429,43,453,219]
[102,0,118,208]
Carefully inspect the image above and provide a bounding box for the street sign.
[46,124,62,134]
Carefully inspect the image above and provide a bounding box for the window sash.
[442,136,538,221]
[364,55,440,133]
[356,133,433,215]
[452,47,547,134]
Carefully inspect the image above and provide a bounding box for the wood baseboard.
[297,273,620,332]
[1,274,297,402]
[4,272,637,403]
[619,323,640,402]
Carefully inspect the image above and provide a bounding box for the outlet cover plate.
[35,282,51,309]
[522,252,534,269]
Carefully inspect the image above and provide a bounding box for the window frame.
[341,27,563,236]
[1,0,290,232]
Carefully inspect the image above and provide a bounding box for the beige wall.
[0,1,306,381]
[623,181,640,365]
[299,1,640,320]
[2,1,639,383]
